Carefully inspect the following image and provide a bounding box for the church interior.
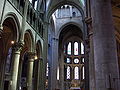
[0,0,120,90]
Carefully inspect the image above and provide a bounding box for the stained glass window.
[64,40,84,81]
[67,42,71,55]
[57,67,59,80]
[82,58,84,63]
[5,47,12,73]
[67,66,71,79]
[74,67,79,79]
[82,66,85,79]
[81,43,84,54]
[74,42,78,55]
[74,58,79,64]
[66,58,71,63]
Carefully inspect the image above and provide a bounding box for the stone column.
[26,52,35,90]
[85,17,96,90]
[43,22,49,90]
[36,58,43,90]
[9,42,23,90]
[0,24,3,89]
[34,57,43,90]
[91,0,120,90]
[39,58,44,90]
[84,38,90,90]
[50,37,59,90]
[60,53,64,90]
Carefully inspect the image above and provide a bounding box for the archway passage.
[0,17,18,90]
[59,24,85,90]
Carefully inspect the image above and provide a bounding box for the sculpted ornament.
[12,42,24,52]
[27,52,35,61]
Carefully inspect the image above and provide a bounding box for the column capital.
[12,42,24,52]
[84,17,92,24]
[27,52,35,61]
[85,17,93,37]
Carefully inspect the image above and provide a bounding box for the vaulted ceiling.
[45,0,120,37]
[46,0,84,19]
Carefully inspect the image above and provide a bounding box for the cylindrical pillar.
[9,42,23,90]
[91,0,120,90]
[85,17,96,90]
[36,58,43,90]
[60,52,64,90]
[26,52,35,90]
[50,38,59,90]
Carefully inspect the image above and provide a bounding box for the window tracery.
[64,40,85,82]
[67,66,71,79]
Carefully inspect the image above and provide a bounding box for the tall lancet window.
[67,66,71,79]
[67,42,72,55]
[74,42,78,55]
[57,67,59,80]
[81,42,84,54]
[63,38,85,89]
[74,66,79,79]
[82,66,85,80]
[46,63,49,77]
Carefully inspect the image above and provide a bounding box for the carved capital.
[27,52,35,61]
[89,31,93,37]
[85,17,93,35]
[12,42,24,52]
[85,17,92,24]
